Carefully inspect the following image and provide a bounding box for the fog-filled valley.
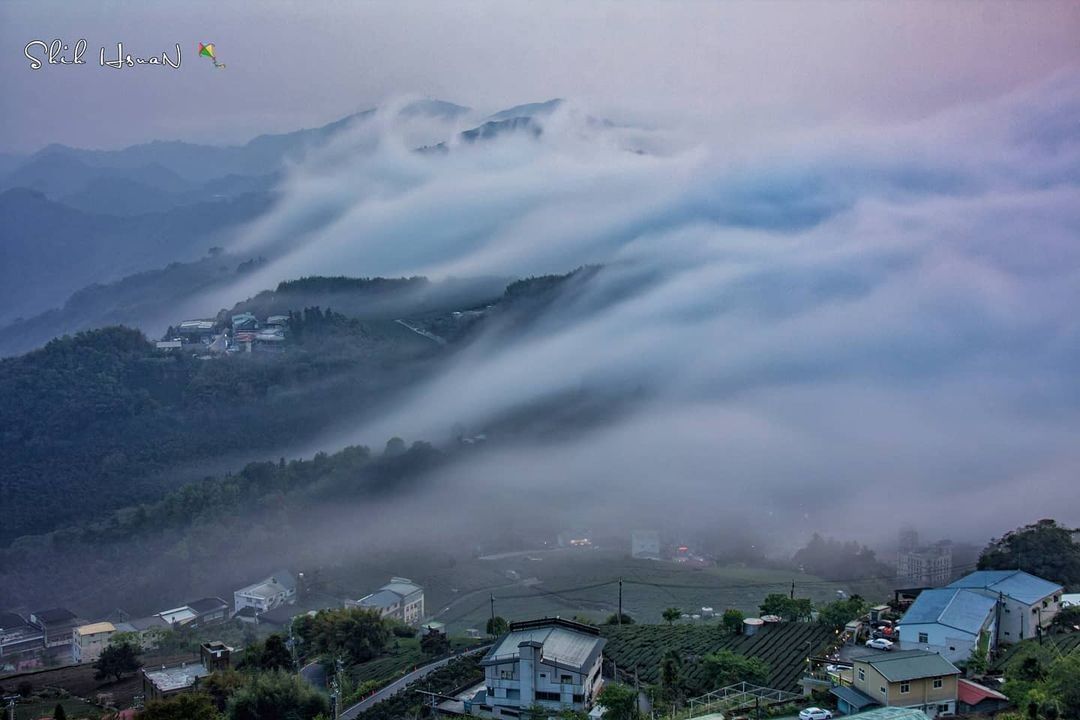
[4,75,1080,619]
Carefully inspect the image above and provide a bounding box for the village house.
[350,577,425,626]
[113,615,171,649]
[234,570,297,616]
[72,622,116,663]
[142,641,231,701]
[29,608,82,655]
[0,612,44,668]
[894,588,998,663]
[476,618,605,718]
[833,650,960,719]
[946,570,1062,643]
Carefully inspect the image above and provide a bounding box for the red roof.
[958,678,1008,705]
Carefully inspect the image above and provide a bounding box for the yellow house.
[72,622,116,663]
[850,650,960,718]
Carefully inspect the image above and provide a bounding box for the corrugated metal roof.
[359,590,402,609]
[143,662,211,693]
[898,588,996,636]
[830,684,880,710]
[958,678,1008,705]
[483,622,604,672]
[861,650,960,682]
[847,708,934,720]
[76,622,115,636]
[948,570,1062,605]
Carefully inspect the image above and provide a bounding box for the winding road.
[338,644,490,719]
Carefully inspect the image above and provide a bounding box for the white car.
[866,638,894,650]
[799,708,834,720]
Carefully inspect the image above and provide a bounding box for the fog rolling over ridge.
[186,70,1080,544]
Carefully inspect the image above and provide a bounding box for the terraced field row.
[600,622,833,693]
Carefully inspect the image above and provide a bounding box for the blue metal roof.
[948,570,1062,605]
[898,588,996,636]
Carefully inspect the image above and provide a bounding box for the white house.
[895,588,997,663]
[349,577,424,626]
[946,570,1062,643]
[233,570,297,616]
[478,618,605,717]
[72,622,115,664]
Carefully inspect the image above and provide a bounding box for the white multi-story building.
[897,542,953,587]
[478,618,605,718]
[233,570,297,616]
[350,577,425,626]
[72,622,116,663]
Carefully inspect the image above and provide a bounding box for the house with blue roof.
[947,569,1062,644]
[895,588,997,663]
[897,569,1063,662]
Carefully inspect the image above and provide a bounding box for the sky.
[2,1,1080,153]
[3,1,1080,550]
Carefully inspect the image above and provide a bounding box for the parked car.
[800,708,834,720]
[866,638,894,650]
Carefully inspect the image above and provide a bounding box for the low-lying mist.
[209,71,1080,553]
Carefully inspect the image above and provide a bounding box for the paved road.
[339,645,490,719]
[300,660,327,690]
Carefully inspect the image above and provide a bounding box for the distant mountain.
[0,187,275,325]
[486,98,563,122]
[0,251,266,357]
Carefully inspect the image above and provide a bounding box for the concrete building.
[72,622,116,663]
[234,570,297,616]
[142,641,231,701]
[946,570,1063,643]
[30,608,81,653]
[895,588,997,663]
[478,618,605,717]
[351,577,425,626]
[844,650,960,719]
[113,615,171,650]
[0,612,44,666]
[631,531,661,560]
[896,542,953,588]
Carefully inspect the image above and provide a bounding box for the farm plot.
[600,622,833,693]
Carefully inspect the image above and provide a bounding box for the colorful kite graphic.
[198,42,225,69]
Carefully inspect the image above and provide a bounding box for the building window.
[918,632,929,643]
[938,704,950,713]
[880,687,887,696]
[858,668,865,681]
[561,675,573,684]
[900,682,910,694]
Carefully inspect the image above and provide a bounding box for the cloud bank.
[222,68,1080,550]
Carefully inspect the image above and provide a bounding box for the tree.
[721,608,744,635]
[1050,605,1080,633]
[662,607,682,626]
[94,641,141,681]
[295,608,389,665]
[17,681,32,697]
[202,670,246,712]
[53,704,67,720]
[227,671,329,720]
[420,629,450,656]
[978,519,1080,588]
[597,683,639,720]
[792,533,894,581]
[486,616,509,637]
[817,597,868,629]
[604,613,635,625]
[659,649,683,703]
[760,593,812,622]
[139,693,220,720]
[703,650,769,686]
[260,634,294,671]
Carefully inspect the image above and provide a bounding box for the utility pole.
[790,580,795,600]
[490,594,496,634]
[618,579,623,625]
[4,695,19,720]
